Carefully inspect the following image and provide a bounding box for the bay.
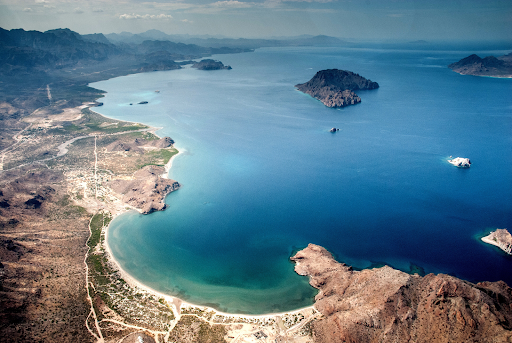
[95,46,512,314]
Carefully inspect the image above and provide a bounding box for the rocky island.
[291,244,512,343]
[448,53,512,77]
[295,69,379,108]
[482,229,512,255]
[448,157,471,167]
[191,59,232,70]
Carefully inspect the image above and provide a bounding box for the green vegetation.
[169,316,227,343]
[137,148,178,169]
[85,210,175,331]
[87,212,111,249]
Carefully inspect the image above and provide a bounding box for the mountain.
[105,30,348,49]
[81,33,112,45]
[448,53,512,77]
[0,27,121,69]
[0,27,250,108]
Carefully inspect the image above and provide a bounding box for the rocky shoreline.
[482,229,512,255]
[296,69,379,108]
[291,244,512,343]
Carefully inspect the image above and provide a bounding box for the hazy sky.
[0,0,510,40]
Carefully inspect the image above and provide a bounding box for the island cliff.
[448,53,512,77]
[291,244,512,343]
[295,69,379,108]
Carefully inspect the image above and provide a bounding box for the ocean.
[94,45,512,314]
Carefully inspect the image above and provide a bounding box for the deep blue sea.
[94,46,512,314]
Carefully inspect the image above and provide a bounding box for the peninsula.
[448,52,512,77]
[291,244,512,343]
[295,69,379,108]
[482,229,512,255]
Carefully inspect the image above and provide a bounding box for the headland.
[482,228,512,255]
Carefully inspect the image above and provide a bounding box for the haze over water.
[97,46,512,314]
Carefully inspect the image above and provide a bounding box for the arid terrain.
[291,244,512,343]
[0,100,319,343]
[1,26,511,343]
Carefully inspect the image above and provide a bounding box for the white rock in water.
[448,157,471,167]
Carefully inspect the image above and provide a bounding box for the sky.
[0,0,511,41]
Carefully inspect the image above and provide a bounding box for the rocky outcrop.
[191,59,232,70]
[109,165,180,214]
[448,53,512,77]
[291,244,512,343]
[482,229,512,255]
[106,136,174,152]
[105,141,143,153]
[448,157,471,167]
[295,69,378,108]
[146,137,175,148]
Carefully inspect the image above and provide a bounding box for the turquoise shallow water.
[95,46,512,314]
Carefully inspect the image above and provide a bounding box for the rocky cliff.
[291,244,512,343]
[295,69,379,108]
[448,53,512,77]
[109,165,180,214]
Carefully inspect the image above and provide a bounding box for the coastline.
[103,211,315,319]
[88,101,315,319]
[103,223,316,319]
[481,234,500,249]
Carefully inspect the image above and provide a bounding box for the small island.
[448,53,512,78]
[295,69,379,108]
[191,59,232,70]
[448,157,471,167]
[482,229,512,255]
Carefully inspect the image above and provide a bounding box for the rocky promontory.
[109,165,180,214]
[291,244,512,343]
[448,53,512,77]
[191,59,232,70]
[482,229,512,255]
[295,69,379,108]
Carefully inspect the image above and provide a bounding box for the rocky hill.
[296,69,379,108]
[448,53,512,77]
[192,59,232,70]
[109,165,180,214]
[291,244,512,343]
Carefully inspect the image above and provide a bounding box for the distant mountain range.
[105,29,348,49]
[448,52,512,77]
[0,27,253,107]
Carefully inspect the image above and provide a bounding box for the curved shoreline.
[103,212,315,318]
[88,98,316,318]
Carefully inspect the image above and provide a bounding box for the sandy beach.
[103,212,315,319]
